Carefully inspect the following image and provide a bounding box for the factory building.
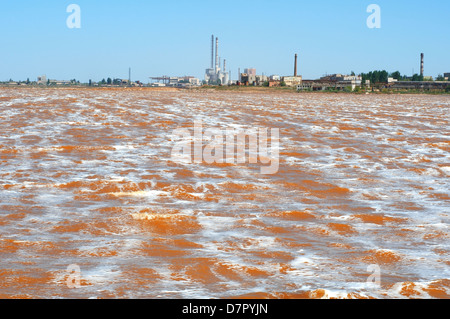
[37,75,47,85]
[389,81,450,90]
[238,53,303,87]
[244,68,256,76]
[281,54,302,87]
[298,74,361,91]
[205,35,230,85]
[239,72,268,86]
[283,76,303,87]
[149,75,201,88]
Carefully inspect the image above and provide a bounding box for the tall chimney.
[215,37,219,73]
[211,35,214,69]
[420,53,424,76]
[223,59,226,73]
[294,54,298,77]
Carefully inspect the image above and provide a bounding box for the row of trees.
[360,70,389,84]
[360,70,431,84]
[96,78,127,86]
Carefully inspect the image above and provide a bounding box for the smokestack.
[223,59,226,73]
[215,37,219,73]
[420,53,424,76]
[294,54,298,77]
[211,35,214,69]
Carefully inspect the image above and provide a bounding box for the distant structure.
[298,74,361,91]
[244,68,256,76]
[205,35,230,85]
[149,75,201,88]
[282,53,302,87]
[420,53,424,77]
[36,75,71,86]
[390,81,450,90]
[37,75,47,85]
[444,73,450,80]
[240,70,268,86]
[294,54,298,77]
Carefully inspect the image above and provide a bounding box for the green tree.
[390,71,401,80]
[436,74,445,81]
[380,70,388,83]
[361,70,389,84]
[107,78,112,85]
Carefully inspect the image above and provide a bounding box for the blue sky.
[0,0,449,82]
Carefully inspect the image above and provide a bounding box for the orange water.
[0,88,448,299]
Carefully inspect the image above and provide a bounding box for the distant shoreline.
[0,85,449,96]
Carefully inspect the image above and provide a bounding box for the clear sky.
[1,0,449,82]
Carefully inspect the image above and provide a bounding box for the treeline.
[96,78,127,86]
[360,70,424,84]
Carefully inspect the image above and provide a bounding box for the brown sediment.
[266,210,316,220]
[249,250,295,263]
[428,193,450,200]
[132,211,202,235]
[398,282,422,298]
[361,250,402,265]
[229,290,372,299]
[328,242,354,250]
[52,218,127,236]
[423,280,450,299]
[276,180,351,199]
[327,223,357,236]
[140,242,187,258]
[168,257,222,285]
[121,267,163,285]
[0,269,56,290]
[213,262,243,281]
[353,214,407,225]
[423,231,449,240]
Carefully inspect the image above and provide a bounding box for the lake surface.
[0,88,448,298]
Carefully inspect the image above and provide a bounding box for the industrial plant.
[2,38,449,92]
[205,35,230,86]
